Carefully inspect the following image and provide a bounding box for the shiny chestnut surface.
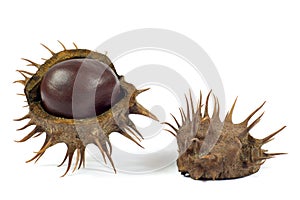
[40,58,122,119]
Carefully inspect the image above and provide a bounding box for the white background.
[0,0,299,199]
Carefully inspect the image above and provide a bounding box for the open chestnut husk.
[15,41,158,176]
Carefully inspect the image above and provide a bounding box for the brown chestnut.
[40,58,122,119]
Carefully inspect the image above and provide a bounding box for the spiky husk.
[15,41,157,177]
[165,91,285,180]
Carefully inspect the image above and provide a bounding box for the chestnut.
[40,58,123,119]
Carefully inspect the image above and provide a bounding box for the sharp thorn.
[189,90,195,116]
[161,122,178,132]
[204,90,212,117]
[164,129,176,137]
[14,113,30,121]
[241,101,266,125]
[33,132,43,138]
[21,58,40,68]
[127,120,144,139]
[226,97,238,122]
[94,139,107,164]
[137,88,150,94]
[78,148,85,169]
[262,126,286,144]
[34,138,53,154]
[26,137,52,163]
[34,152,45,163]
[26,152,43,163]
[247,112,264,131]
[170,113,180,128]
[13,80,26,85]
[267,152,287,156]
[57,40,67,50]
[185,95,190,121]
[41,43,55,55]
[104,150,116,174]
[73,42,78,49]
[215,97,220,119]
[130,102,159,121]
[17,70,34,76]
[198,91,203,117]
[179,107,186,123]
[16,70,30,79]
[107,140,113,156]
[120,130,144,148]
[212,94,220,119]
[72,150,81,173]
[17,120,34,131]
[15,126,42,142]
[58,150,69,167]
[60,152,75,177]
[124,127,142,142]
